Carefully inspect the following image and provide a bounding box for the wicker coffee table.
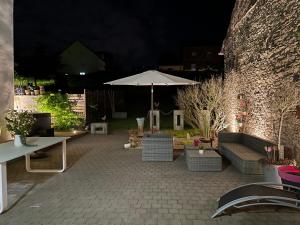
[185,149,222,171]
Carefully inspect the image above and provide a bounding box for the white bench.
[0,137,69,214]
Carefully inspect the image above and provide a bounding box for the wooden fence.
[67,91,86,120]
[85,89,125,124]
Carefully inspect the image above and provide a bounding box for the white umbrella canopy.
[105,70,198,132]
[104,70,199,86]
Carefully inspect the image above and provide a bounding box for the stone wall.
[223,0,300,158]
[0,0,14,141]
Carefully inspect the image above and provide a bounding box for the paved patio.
[1,132,300,225]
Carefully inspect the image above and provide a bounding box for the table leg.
[25,140,67,173]
[0,162,8,214]
[62,140,67,171]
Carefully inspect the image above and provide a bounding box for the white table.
[0,137,69,214]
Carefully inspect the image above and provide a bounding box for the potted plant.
[176,77,227,148]
[14,76,26,95]
[263,145,294,184]
[39,86,45,95]
[36,79,55,95]
[34,87,40,95]
[5,109,36,147]
[24,89,31,95]
[193,138,211,154]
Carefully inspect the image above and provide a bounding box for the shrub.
[176,76,227,139]
[37,93,83,130]
[14,73,55,87]
[36,79,55,87]
[14,73,31,87]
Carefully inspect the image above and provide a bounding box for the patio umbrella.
[105,70,198,132]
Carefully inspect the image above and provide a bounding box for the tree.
[176,76,227,139]
[272,80,300,159]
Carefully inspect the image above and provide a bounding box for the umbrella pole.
[151,83,154,134]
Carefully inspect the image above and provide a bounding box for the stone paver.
[1,132,299,225]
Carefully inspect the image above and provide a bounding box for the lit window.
[80,72,86,76]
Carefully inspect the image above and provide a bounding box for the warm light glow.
[224,76,239,133]
[0,1,14,141]
[251,124,267,139]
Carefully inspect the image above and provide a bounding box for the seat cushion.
[221,143,265,161]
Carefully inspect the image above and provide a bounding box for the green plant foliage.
[36,79,55,87]
[167,129,200,138]
[181,139,194,145]
[14,73,55,87]
[14,73,32,87]
[37,93,83,131]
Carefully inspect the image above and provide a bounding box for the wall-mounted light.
[80,72,86,76]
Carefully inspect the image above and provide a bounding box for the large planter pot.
[136,117,144,137]
[199,137,213,148]
[15,87,25,95]
[34,89,40,95]
[278,166,300,188]
[263,164,282,184]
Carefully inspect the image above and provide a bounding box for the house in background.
[159,46,224,74]
[183,46,223,72]
[58,41,106,75]
[158,65,184,71]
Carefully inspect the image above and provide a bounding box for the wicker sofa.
[142,134,173,161]
[218,132,274,174]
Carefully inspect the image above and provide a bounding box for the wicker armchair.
[142,134,173,161]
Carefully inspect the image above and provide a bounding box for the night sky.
[14,0,235,70]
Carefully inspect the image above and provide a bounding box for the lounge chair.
[211,182,300,218]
